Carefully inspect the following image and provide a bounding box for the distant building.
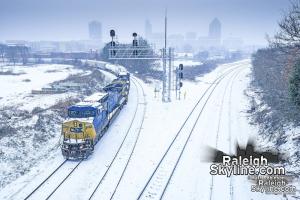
[28,40,103,53]
[5,40,28,46]
[223,37,244,50]
[151,32,164,48]
[185,32,197,41]
[198,36,220,48]
[145,20,152,39]
[198,18,222,49]
[185,32,197,50]
[169,34,184,50]
[209,18,221,39]
[144,19,166,48]
[88,21,102,40]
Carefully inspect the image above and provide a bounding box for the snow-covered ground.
[173,60,202,67]
[0,64,82,108]
[0,63,113,190]
[0,64,84,187]
[0,60,298,200]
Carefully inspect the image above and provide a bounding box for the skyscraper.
[209,18,221,39]
[88,21,102,40]
[145,20,152,39]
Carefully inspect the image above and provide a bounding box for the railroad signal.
[179,72,183,79]
[110,30,117,57]
[110,30,116,38]
[178,63,183,80]
[132,32,138,56]
[133,40,138,47]
[179,63,183,70]
[110,41,116,56]
[176,64,184,100]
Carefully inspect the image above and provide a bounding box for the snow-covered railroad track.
[137,65,246,200]
[88,77,147,200]
[23,160,82,200]
[22,77,143,200]
[227,68,246,200]
[208,67,246,200]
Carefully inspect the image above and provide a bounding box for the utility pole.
[162,9,168,102]
[168,47,172,102]
[175,67,178,99]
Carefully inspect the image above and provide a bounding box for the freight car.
[118,71,130,87]
[61,75,130,159]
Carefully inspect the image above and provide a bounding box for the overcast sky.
[0,0,291,45]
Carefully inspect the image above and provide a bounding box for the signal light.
[179,82,183,87]
[110,30,115,37]
[179,72,183,79]
[133,40,138,46]
[110,50,116,56]
[179,64,183,70]
[110,41,116,47]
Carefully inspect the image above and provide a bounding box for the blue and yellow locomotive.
[61,74,130,159]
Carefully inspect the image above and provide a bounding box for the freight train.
[61,72,130,159]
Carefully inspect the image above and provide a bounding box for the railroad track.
[136,65,246,200]
[227,68,248,200]
[22,160,82,200]
[88,77,147,200]
[23,160,68,199]
[208,67,246,200]
[227,68,243,200]
[44,160,82,200]
[22,76,143,200]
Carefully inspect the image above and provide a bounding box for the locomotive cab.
[61,93,109,159]
[60,75,131,160]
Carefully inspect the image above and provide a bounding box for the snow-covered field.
[173,60,202,67]
[0,63,113,190]
[0,60,298,200]
[0,64,82,108]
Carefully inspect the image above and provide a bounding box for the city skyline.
[0,0,291,45]
[145,18,226,49]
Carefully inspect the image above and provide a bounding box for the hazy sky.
[0,0,291,45]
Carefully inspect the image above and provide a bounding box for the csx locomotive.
[61,72,130,159]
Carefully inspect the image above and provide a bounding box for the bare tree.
[272,0,300,48]
[0,44,6,71]
[0,45,5,63]
[7,46,17,66]
[19,46,29,65]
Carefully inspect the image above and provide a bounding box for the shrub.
[289,60,300,106]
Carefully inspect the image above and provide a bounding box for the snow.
[173,60,202,67]
[0,63,112,192]
[0,64,82,111]
[0,59,299,200]
[84,60,126,75]
[0,64,81,99]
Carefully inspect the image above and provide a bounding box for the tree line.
[251,0,300,130]
[0,44,30,66]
